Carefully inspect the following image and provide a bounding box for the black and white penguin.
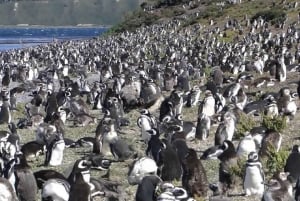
[214,111,236,146]
[236,133,257,158]
[284,145,300,182]
[68,172,91,201]
[243,152,264,197]
[145,129,164,163]
[41,159,92,201]
[3,123,20,161]
[198,90,215,117]
[217,140,238,195]
[0,94,12,124]
[2,67,11,88]
[182,148,208,198]
[277,87,297,119]
[0,177,18,201]
[135,175,162,201]
[196,113,211,140]
[157,184,195,201]
[137,109,158,143]
[44,133,65,166]
[186,86,201,107]
[263,172,294,201]
[34,169,66,189]
[21,141,45,162]
[93,117,118,155]
[158,140,182,181]
[259,129,282,158]
[128,157,158,185]
[13,153,38,201]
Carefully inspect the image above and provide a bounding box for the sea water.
[0,26,108,51]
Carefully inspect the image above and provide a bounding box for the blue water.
[0,27,108,51]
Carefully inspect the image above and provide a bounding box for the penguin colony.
[0,0,299,201]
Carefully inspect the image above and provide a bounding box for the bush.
[235,111,256,139]
[262,115,287,133]
[229,158,247,179]
[251,8,286,25]
[264,145,289,177]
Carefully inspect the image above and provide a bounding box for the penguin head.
[247,152,259,162]
[69,159,92,184]
[146,128,159,136]
[292,145,300,153]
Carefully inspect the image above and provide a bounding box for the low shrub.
[263,145,289,177]
[262,115,287,133]
[235,111,256,139]
[251,8,286,25]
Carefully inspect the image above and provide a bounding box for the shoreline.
[0,24,113,29]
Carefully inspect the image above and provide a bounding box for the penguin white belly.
[244,167,264,196]
[286,101,297,116]
[42,179,70,201]
[0,183,15,201]
[49,141,65,166]
[237,138,256,158]
[63,66,69,77]
[202,98,215,117]
[28,69,34,81]
[139,117,152,142]
[225,121,235,141]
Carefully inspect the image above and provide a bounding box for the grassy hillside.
[109,0,299,33]
[0,0,141,26]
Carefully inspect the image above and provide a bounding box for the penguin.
[182,148,209,198]
[13,153,38,201]
[34,169,66,189]
[109,137,135,161]
[145,129,164,164]
[263,172,294,201]
[68,172,91,201]
[93,116,118,155]
[2,67,11,88]
[135,175,162,201]
[295,176,300,201]
[84,155,112,170]
[236,133,257,158]
[186,85,201,107]
[195,113,211,140]
[259,129,282,158]
[41,159,91,201]
[3,123,20,161]
[73,137,95,148]
[243,152,264,197]
[158,139,182,182]
[0,95,12,124]
[214,111,236,146]
[44,133,65,166]
[157,185,195,201]
[0,177,18,201]
[198,90,215,117]
[284,145,300,182]
[10,92,17,111]
[171,138,189,165]
[137,109,158,143]
[217,140,238,195]
[127,157,158,185]
[21,141,45,162]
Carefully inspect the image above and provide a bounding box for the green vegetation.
[235,111,257,139]
[262,115,287,133]
[252,7,287,26]
[263,146,289,177]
